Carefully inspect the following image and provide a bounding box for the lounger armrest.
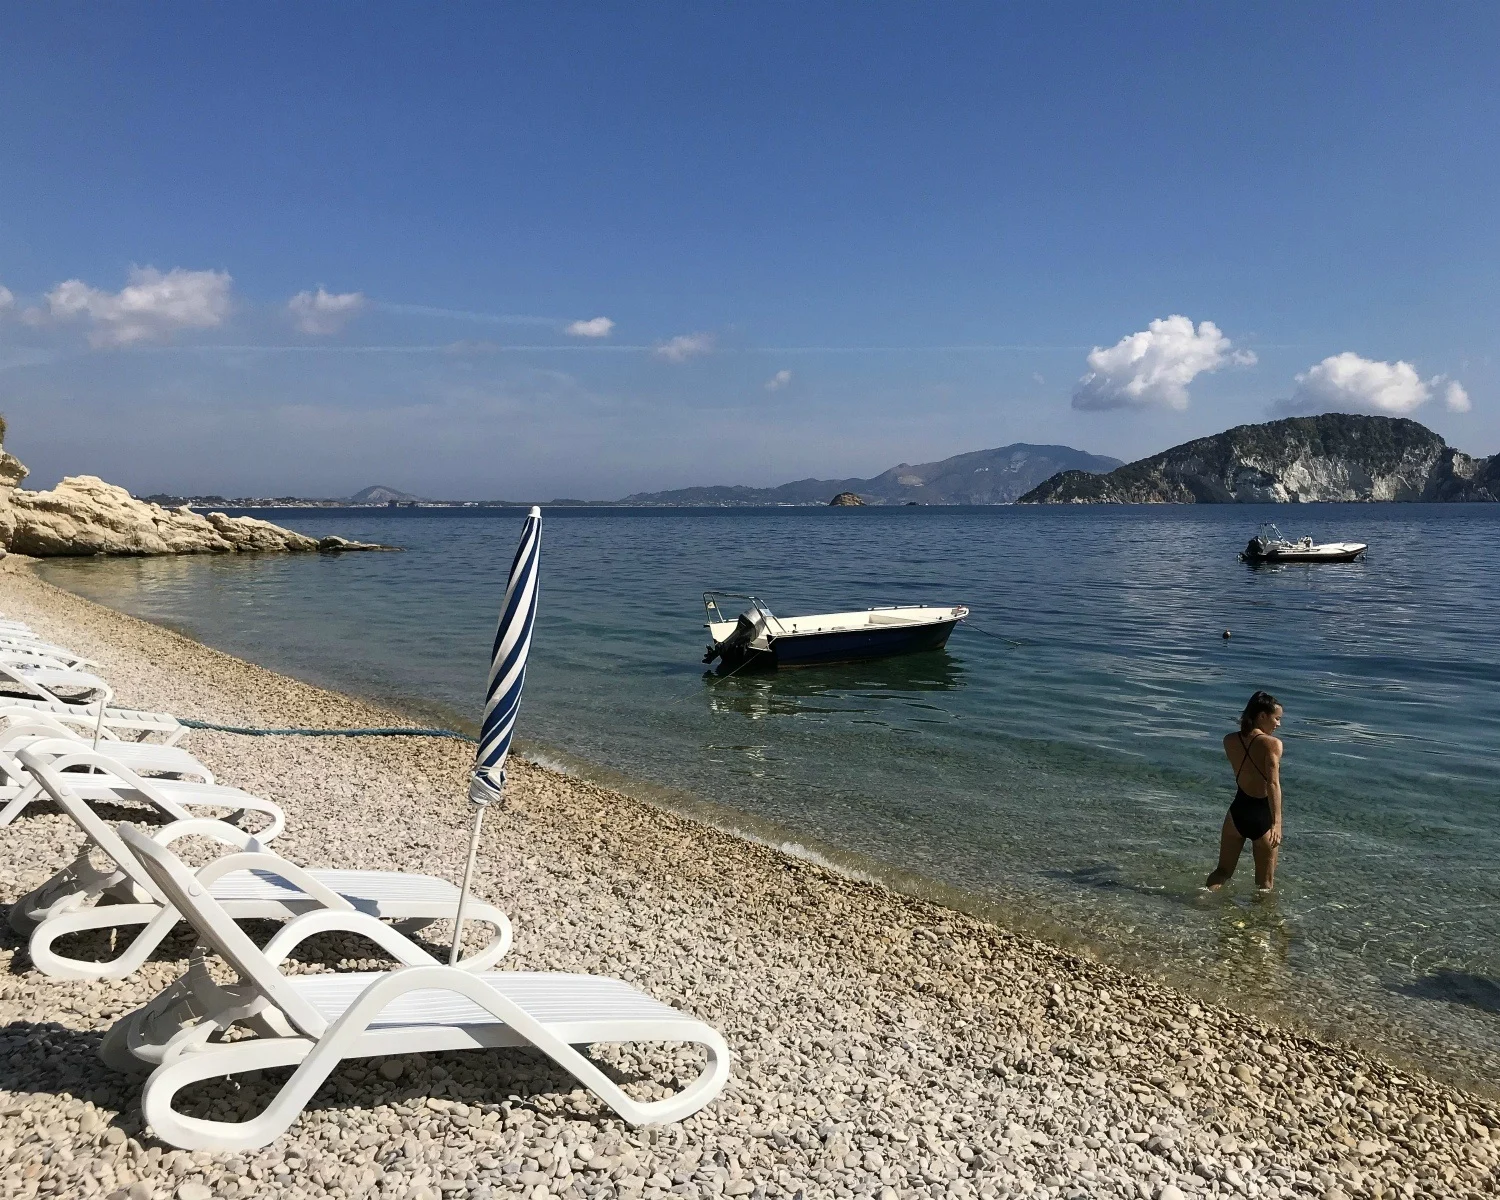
[261,910,441,969]
[153,819,269,855]
[195,853,355,912]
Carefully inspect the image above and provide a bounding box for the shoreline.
[2,556,1498,1199]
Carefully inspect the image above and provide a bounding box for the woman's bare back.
[1223,729,1279,799]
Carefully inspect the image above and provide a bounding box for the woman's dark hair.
[1240,690,1281,733]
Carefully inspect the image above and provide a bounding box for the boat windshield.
[703,591,781,628]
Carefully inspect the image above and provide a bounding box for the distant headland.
[1018,414,1498,504]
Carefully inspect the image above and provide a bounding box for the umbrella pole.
[450,797,491,966]
[93,685,114,749]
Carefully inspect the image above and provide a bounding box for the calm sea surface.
[37,505,1500,1089]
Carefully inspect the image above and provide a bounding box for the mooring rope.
[178,718,477,742]
[957,620,1025,646]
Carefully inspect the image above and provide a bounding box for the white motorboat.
[703,592,969,669]
[1239,523,1367,564]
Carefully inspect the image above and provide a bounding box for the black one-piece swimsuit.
[1229,732,1274,841]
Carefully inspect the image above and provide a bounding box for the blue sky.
[1,5,1496,499]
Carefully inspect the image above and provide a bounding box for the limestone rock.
[317,534,399,552]
[828,491,866,506]
[0,433,395,557]
[0,448,28,490]
[1019,414,1499,504]
[205,510,319,552]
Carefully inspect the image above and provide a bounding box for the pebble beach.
[1,555,1496,1200]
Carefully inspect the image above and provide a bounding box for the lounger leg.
[9,853,127,934]
[142,1038,319,1151]
[0,779,43,825]
[30,903,180,981]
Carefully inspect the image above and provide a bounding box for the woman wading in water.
[1206,691,1284,891]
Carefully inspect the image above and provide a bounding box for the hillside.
[348,484,427,504]
[622,443,1122,506]
[1017,414,1499,504]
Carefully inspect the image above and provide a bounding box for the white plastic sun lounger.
[15,755,512,980]
[103,823,730,1151]
[0,663,191,747]
[2,743,282,837]
[0,661,110,703]
[0,642,97,671]
[0,697,187,745]
[0,715,213,818]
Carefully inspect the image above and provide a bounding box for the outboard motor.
[1245,536,1268,560]
[703,605,772,665]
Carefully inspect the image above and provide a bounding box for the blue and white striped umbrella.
[452,505,541,963]
[469,505,542,804]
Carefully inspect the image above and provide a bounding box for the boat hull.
[1241,544,1367,564]
[720,616,961,669]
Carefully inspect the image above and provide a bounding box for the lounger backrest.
[15,741,196,824]
[117,823,328,1035]
[15,743,170,904]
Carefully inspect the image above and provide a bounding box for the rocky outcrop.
[1427,448,1500,502]
[828,491,865,506]
[0,432,395,556]
[1018,414,1499,504]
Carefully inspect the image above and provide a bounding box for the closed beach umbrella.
[451,505,542,964]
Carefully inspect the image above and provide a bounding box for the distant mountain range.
[1018,414,1499,504]
[143,444,1123,508]
[620,443,1123,506]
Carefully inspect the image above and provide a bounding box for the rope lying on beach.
[179,718,477,742]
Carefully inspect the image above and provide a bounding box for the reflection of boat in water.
[702,592,968,669]
[706,650,966,717]
[708,648,966,702]
[1239,523,1367,564]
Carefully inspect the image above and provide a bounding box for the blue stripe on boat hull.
[721,618,960,669]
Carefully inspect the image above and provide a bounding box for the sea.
[35,503,1500,1091]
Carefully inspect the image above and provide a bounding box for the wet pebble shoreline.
[0,558,1496,1200]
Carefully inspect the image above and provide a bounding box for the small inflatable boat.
[1239,523,1367,564]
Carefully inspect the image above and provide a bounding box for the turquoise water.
[37,504,1500,1089]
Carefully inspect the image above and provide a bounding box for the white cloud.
[45,266,232,347]
[765,369,792,391]
[1278,353,1471,417]
[288,287,366,335]
[0,284,13,313]
[1072,315,1255,411]
[1440,378,1471,413]
[565,316,614,338]
[654,331,715,363]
